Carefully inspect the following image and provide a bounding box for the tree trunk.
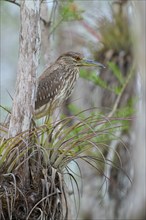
[8,0,41,137]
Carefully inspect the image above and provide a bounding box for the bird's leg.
[31,118,37,128]
[43,114,54,143]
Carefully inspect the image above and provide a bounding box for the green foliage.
[0,108,129,173]
[114,98,136,132]
[80,69,113,92]
[98,14,132,52]
[79,63,127,95]
[67,103,82,116]
[116,102,135,118]
[60,1,83,21]
[108,62,125,85]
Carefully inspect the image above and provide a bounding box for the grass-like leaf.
[0,107,133,219]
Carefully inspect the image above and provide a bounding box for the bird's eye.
[76,56,81,61]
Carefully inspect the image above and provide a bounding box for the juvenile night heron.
[34,52,105,119]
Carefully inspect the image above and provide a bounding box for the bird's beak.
[79,58,105,68]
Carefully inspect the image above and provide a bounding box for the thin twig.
[4,0,20,7]
[108,67,135,118]
[4,0,51,27]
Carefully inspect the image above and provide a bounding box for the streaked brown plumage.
[34,52,104,119]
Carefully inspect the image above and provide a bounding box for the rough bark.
[8,0,41,137]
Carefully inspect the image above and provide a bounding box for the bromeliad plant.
[0,107,130,220]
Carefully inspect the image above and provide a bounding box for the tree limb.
[8,0,41,137]
[4,0,51,27]
[4,0,20,7]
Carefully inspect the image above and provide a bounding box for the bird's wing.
[35,66,63,110]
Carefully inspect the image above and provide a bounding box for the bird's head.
[57,51,105,68]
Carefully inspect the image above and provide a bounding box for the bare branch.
[4,0,50,26]
[4,0,20,7]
